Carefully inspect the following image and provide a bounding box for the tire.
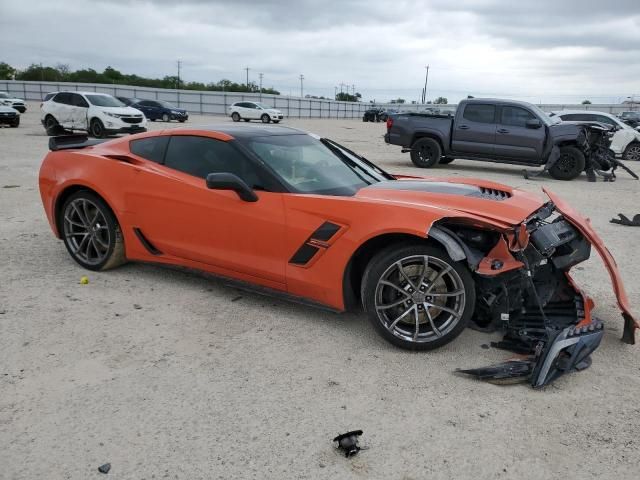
[162,113,170,122]
[231,112,240,122]
[261,114,271,123]
[410,137,442,168]
[361,243,475,351]
[622,142,640,161]
[549,146,585,180]
[439,157,454,165]
[10,117,20,128]
[60,190,126,271]
[44,115,59,135]
[90,118,106,138]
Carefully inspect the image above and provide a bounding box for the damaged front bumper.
[458,189,638,388]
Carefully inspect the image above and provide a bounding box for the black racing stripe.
[311,221,341,242]
[289,244,319,265]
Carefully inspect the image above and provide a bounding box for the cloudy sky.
[2,0,640,103]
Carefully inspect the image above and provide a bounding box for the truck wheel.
[549,146,585,180]
[439,157,454,165]
[410,138,441,168]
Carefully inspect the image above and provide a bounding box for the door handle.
[497,128,509,134]
[459,125,470,130]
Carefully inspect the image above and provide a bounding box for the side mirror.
[206,172,258,202]
[526,119,542,129]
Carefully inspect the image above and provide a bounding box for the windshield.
[158,100,177,109]
[527,103,561,125]
[86,95,125,107]
[239,134,393,196]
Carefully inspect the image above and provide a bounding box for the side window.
[560,114,587,121]
[462,104,495,123]
[54,92,72,105]
[139,100,152,107]
[130,136,170,163]
[594,115,616,127]
[500,106,535,127]
[71,94,89,108]
[163,136,265,189]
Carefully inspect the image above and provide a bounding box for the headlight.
[103,111,123,118]
[171,110,181,114]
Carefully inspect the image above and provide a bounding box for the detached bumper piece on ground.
[333,430,364,457]
[610,213,640,227]
[455,191,638,388]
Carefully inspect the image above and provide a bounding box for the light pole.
[299,74,304,98]
[259,72,263,100]
[422,64,429,104]
[244,67,250,90]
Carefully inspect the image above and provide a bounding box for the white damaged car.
[0,91,26,113]
[41,91,147,138]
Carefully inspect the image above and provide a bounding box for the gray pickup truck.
[385,98,616,180]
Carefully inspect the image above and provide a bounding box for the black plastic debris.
[610,213,640,227]
[333,430,363,457]
[457,359,534,385]
[98,463,111,474]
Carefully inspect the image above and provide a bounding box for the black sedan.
[129,99,188,123]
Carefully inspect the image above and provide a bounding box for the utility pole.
[176,60,182,89]
[339,82,346,94]
[334,86,338,99]
[299,74,304,98]
[259,73,263,100]
[422,64,429,104]
[244,67,250,90]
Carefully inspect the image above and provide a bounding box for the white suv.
[41,91,147,138]
[0,92,26,113]
[228,101,284,123]
[552,110,640,161]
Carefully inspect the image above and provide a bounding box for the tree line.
[0,62,280,95]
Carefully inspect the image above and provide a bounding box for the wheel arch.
[411,132,445,152]
[53,184,119,239]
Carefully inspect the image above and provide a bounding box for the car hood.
[356,177,545,227]
[0,106,19,113]
[0,97,24,103]
[101,106,144,115]
[266,109,282,114]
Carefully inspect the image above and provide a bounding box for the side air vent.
[476,187,511,201]
[289,221,342,266]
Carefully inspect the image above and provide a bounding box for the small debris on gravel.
[79,276,89,285]
[328,380,340,386]
[231,296,243,302]
[2,185,20,188]
[333,430,364,457]
[481,344,490,350]
[98,463,111,474]
[133,304,142,310]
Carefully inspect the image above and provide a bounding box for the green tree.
[0,62,16,80]
[582,99,592,105]
[434,96,448,104]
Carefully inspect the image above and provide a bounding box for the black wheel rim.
[418,145,433,163]
[45,117,56,129]
[63,198,111,266]
[92,122,103,137]
[374,255,466,343]
[556,153,577,173]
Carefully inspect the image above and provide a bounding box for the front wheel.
[261,114,271,124]
[362,244,475,351]
[623,142,640,161]
[90,118,106,138]
[61,191,126,271]
[410,137,442,168]
[549,146,585,180]
[231,112,240,122]
[162,113,170,122]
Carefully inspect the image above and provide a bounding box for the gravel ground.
[1,103,639,479]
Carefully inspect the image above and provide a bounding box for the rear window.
[53,92,72,105]
[44,93,56,101]
[130,136,169,163]
[463,104,495,123]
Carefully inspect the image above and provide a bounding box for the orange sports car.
[39,125,637,387]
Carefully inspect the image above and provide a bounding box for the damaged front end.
[445,192,638,388]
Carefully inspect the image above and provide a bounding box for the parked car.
[551,110,640,161]
[363,108,384,122]
[116,96,143,107]
[41,91,147,138]
[379,109,398,122]
[385,98,617,180]
[0,106,20,127]
[129,99,188,122]
[0,91,26,113]
[618,111,640,129]
[228,102,283,123]
[38,125,637,387]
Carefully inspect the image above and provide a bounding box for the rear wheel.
[90,118,106,138]
[549,146,585,180]
[362,244,475,351]
[410,137,442,168]
[231,112,240,122]
[261,114,271,123]
[623,142,640,161]
[61,191,126,271]
[44,115,58,135]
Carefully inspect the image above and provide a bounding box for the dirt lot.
[1,103,639,479]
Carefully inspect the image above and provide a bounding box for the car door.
[69,93,89,130]
[246,102,260,119]
[127,133,287,286]
[451,103,497,155]
[493,105,545,161]
[51,92,73,127]
[137,101,156,120]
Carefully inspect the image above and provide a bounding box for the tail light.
[386,117,393,130]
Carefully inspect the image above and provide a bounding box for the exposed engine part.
[333,430,364,457]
